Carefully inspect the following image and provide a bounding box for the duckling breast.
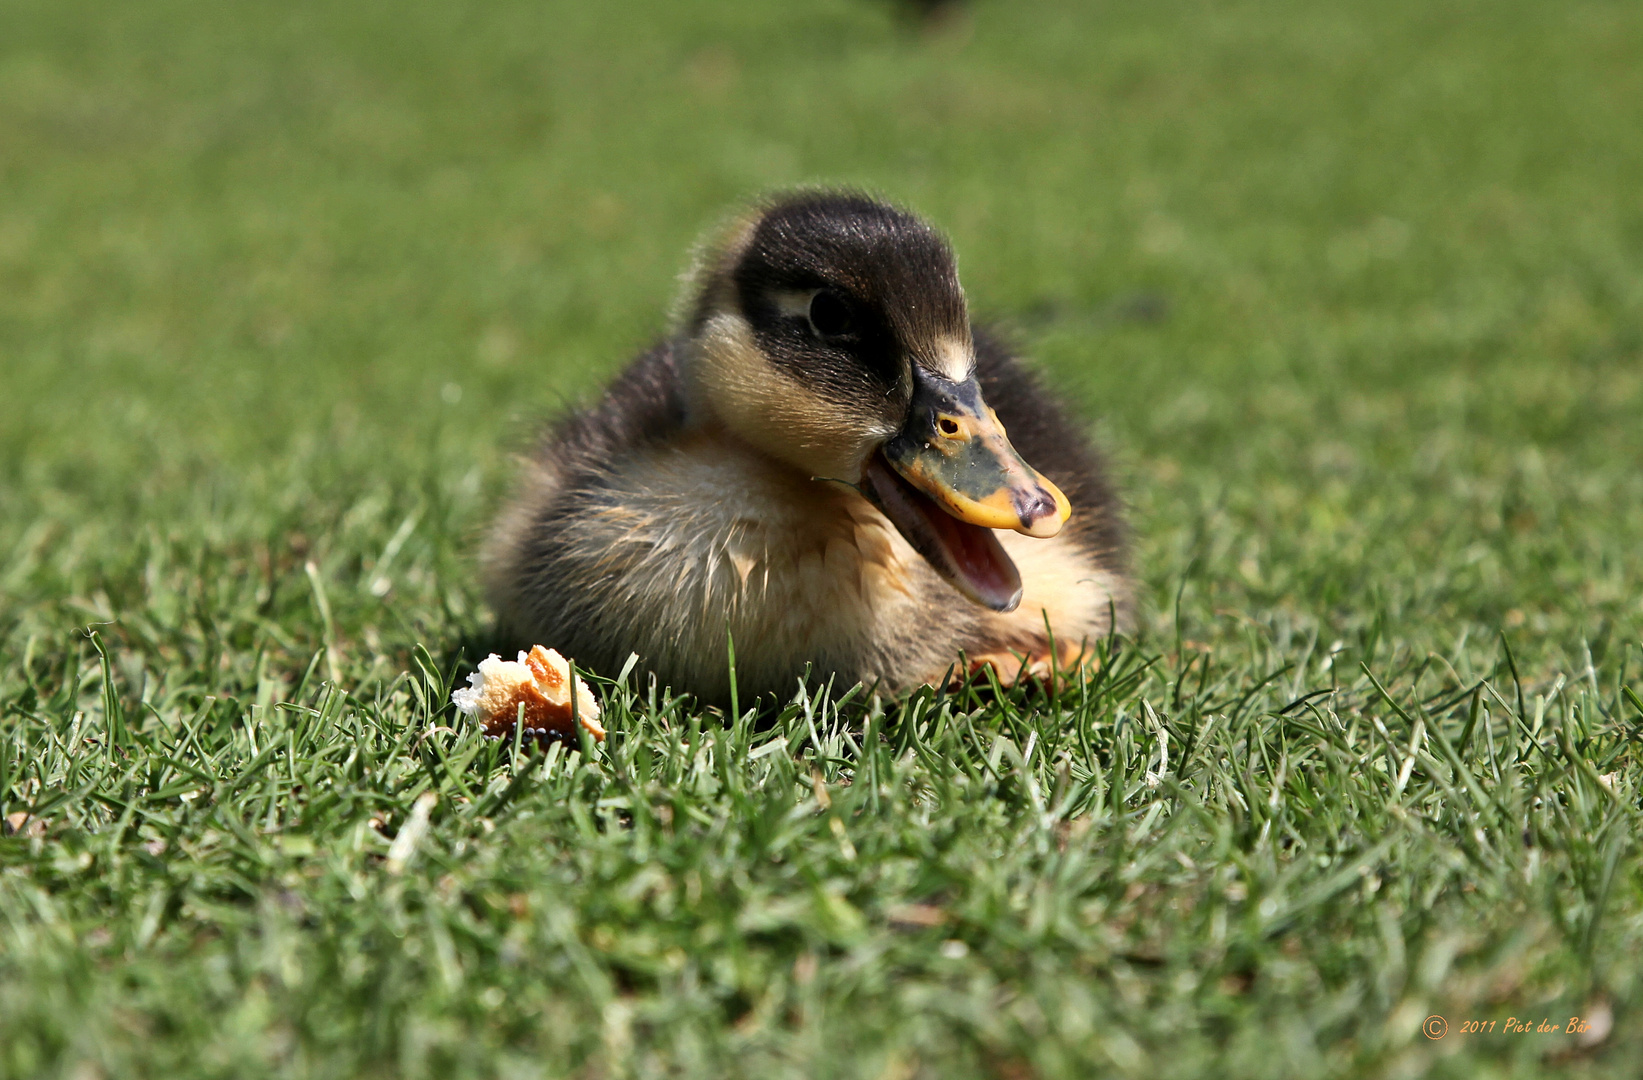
[487,426,962,704]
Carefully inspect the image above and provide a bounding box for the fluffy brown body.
[483,195,1130,704]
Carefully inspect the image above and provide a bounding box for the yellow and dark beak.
[882,373,1071,539]
[861,369,1072,612]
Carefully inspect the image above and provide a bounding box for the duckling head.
[680,191,1071,613]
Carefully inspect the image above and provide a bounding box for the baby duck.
[483,192,1130,704]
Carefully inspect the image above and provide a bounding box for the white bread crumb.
[451,646,604,741]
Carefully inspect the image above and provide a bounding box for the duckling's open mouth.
[862,452,1024,612]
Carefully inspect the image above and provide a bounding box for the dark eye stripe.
[740,284,905,393]
[807,290,855,338]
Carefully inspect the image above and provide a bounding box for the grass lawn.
[4,0,1643,1075]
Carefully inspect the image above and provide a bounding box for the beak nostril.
[937,417,961,437]
[1017,489,1055,524]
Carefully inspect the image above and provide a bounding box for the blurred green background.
[5,0,1641,669]
[4,0,1643,1076]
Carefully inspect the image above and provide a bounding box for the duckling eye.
[806,290,855,338]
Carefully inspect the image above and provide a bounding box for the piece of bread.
[451,645,605,743]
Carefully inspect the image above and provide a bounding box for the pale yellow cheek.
[688,314,895,480]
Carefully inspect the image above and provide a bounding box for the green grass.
[4,0,1643,1076]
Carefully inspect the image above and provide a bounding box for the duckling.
[482,192,1130,705]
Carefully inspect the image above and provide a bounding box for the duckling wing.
[542,341,689,481]
[481,341,689,667]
